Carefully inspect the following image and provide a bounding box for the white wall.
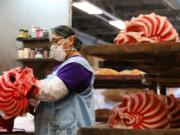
[0,0,71,73]
[22,0,71,28]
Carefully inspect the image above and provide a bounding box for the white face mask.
[50,38,68,62]
[50,45,66,62]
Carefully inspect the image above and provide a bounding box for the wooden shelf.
[16,36,54,79]
[94,75,153,89]
[0,131,33,135]
[17,58,55,62]
[77,125,180,135]
[95,109,111,123]
[16,37,49,42]
[82,42,180,61]
[95,74,144,80]
[100,60,180,76]
[82,43,180,72]
[146,77,180,88]
[82,43,180,94]
[82,43,180,76]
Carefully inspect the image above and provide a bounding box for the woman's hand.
[27,85,40,99]
[29,98,40,107]
[27,85,40,107]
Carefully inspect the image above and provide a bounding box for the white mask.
[50,45,66,62]
[50,37,76,62]
[50,38,68,62]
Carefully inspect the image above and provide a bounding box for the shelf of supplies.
[17,58,55,62]
[16,37,49,42]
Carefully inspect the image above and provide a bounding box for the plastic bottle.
[31,26,36,38]
[43,49,49,58]
[35,48,43,58]
[23,48,30,59]
[18,48,24,59]
[29,49,35,59]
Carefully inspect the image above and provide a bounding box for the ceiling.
[72,0,180,43]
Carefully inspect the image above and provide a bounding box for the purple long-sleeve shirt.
[55,60,92,93]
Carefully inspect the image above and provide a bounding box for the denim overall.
[35,56,95,135]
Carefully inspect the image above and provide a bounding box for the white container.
[23,48,30,59]
[31,26,36,38]
[18,49,24,59]
[35,51,43,58]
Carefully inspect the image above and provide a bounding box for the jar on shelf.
[18,48,23,59]
[29,49,36,59]
[17,29,25,39]
[43,29,49,37]
[17,29,29,39]
[23,48,30,59]
[43,49,49,58]
[31,26,37,38]
[35,48,43,58]
[36,28,43,38]
[24,30,29,38]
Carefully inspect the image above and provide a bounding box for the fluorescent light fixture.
[109,20,126,30]
[72,1,103,15]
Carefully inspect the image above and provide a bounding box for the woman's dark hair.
[51,25,83,51]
